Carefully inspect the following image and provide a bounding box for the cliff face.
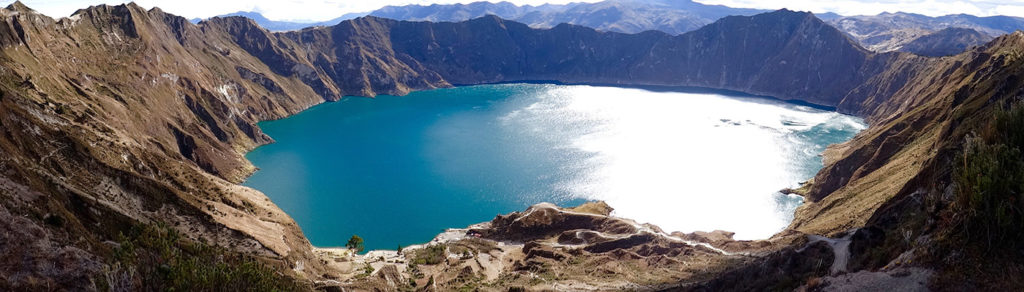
[2,1,1023,290]
[269,10,875,109]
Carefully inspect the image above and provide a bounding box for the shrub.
[361,263,374,276]
[989,101,1024,147]
[101,223,307,291]
[412,244,447,265]
[954,103,1024,251]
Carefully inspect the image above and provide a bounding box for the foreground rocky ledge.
[312,202,929,291]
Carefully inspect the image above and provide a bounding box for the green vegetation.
[355,263,374,279]
[449,238,499,255]
[411,244,447,265]
[407,262,425,280]
[935,102,1024,290]
[99,223,306,291]
[954,103,1024,250]
[346,235,365,253]
[954,136,1024,248]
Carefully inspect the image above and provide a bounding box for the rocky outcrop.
[330,202,800,291]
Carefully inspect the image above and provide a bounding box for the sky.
[4,0,1024,22]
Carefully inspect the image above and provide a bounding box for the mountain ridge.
[208,0,1024,58]
[240,9,875,111]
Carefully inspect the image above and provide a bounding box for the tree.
[346,235,365,253]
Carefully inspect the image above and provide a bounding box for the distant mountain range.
[189,11,364,31]
[827,12,1016,53]
[200,0,1022,56]
[196,0,768,35]
[369,0,767,35]
[195,0,765,34]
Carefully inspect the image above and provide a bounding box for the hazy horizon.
[4,0,1024,23]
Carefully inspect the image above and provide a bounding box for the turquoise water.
[243,84,865,251]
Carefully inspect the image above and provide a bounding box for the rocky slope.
[2,1,1024,290]
[786,31,1024,290]
[898,27,994,57]
[0,2,334,289]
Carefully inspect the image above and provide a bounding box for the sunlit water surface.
[244,84,865,251]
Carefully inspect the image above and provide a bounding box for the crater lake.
[243,84,865,251]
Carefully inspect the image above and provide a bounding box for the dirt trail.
[807,230,855,275]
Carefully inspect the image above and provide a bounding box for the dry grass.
[791,119,942,236]
[566,201,613,216]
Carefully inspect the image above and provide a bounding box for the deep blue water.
[243,84,864,251]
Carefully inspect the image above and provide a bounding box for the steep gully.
[0,1,1019,289]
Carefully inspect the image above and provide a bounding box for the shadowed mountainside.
[225,10,880,110]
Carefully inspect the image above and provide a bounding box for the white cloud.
[5,0,1024,21]
[996,3,1024,17]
